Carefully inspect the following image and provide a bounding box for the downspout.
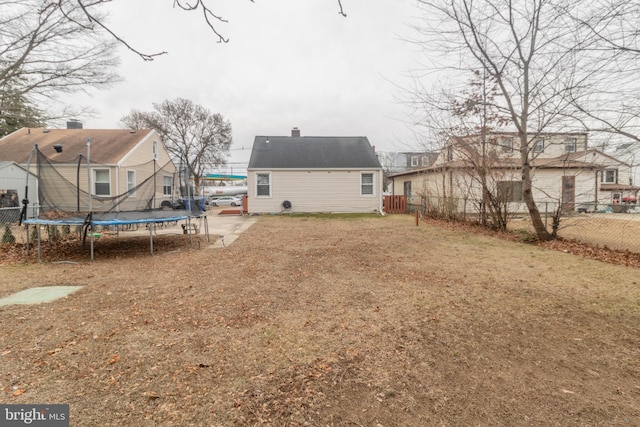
[379,169,385,215]
[595,169,599,211]
[115,164,120,212]
[77,155,83,212]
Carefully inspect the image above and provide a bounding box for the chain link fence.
[412,196,640,254]
[1,206,42,244]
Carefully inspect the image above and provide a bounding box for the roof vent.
[66,119,82,129]
[291,127,300,137]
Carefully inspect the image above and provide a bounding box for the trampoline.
[19,137,210,261]
[24,209,209,261]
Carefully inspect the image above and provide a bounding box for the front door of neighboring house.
[561,175,575,213]
[403,181,411,197]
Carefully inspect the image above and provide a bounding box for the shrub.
[2,225,16,244]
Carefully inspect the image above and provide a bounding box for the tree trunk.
[521,146,552,241]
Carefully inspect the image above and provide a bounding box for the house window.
[602,169,618,184]
[256,173,271,197]
[497,180,523,202]
[127,170,136,195]
[411,156,419,167]
[565,138,577,153]
[93,169,110,196]
[361,173,374,196]
[163,176,173,196]
[403,181,412,197]
[447,145,454,161]
[500,137,513,153]
[533,138,544,153]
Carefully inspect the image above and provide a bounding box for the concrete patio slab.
[0,286,83,306]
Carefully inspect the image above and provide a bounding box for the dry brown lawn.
[1,214,639,426]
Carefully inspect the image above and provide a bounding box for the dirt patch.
[1,214,639,426]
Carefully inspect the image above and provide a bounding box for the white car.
[208,196,243,207]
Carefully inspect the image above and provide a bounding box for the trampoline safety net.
[35,148,180,216]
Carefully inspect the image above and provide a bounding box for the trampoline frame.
[24,210,209,262]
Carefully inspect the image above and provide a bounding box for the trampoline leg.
[149,225,154,255]
[204,213,210,242]
[37,225,42,263]
[25,224,30,256]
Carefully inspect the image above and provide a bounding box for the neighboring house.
[614,141,640,190]
[0,161,39,220]
[0,127,177,213]
[389,131,639,213]
[247,130,383,214]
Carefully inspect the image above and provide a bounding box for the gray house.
[247,130,383,214]
[0,161,39,221]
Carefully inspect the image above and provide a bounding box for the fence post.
[415,210,419,226]
[545,202,548,230]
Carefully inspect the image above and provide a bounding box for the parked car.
[208,196,243,207]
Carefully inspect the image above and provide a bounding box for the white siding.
[247,169,382,214]
[0,162,38,207]
[392,167,600,213]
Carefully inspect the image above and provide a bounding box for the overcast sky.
[63,0,423,174]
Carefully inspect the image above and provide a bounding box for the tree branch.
[337,0,347,17]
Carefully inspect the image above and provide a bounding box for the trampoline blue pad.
[24,210,198,226]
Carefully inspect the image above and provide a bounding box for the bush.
[2,225,16,244]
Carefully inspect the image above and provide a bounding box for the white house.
[388,131,639,213]
[0,161,39,220]
[246,130,383,214]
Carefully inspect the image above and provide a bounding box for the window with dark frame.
[497,180,523,202]
[564,138,577,153]
[500,137,513,153]
[602,169,618,184]
[403,181,412,197]
[533,138,544,153]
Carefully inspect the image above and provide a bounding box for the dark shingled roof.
[0,128,153,164]
[248,136,381,169]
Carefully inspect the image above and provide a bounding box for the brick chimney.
[291,127,300,137]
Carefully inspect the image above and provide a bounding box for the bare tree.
[121,98,232,195]
[53,0,349,60]
[0,1,120,100]
[413,0,597,240]
[559,1,640,145]
[1,0,349,127]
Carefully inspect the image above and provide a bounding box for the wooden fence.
[383,195,408,214]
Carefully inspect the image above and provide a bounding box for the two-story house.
[389,131,638,213]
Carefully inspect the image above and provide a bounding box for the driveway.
[204,207,257,247]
